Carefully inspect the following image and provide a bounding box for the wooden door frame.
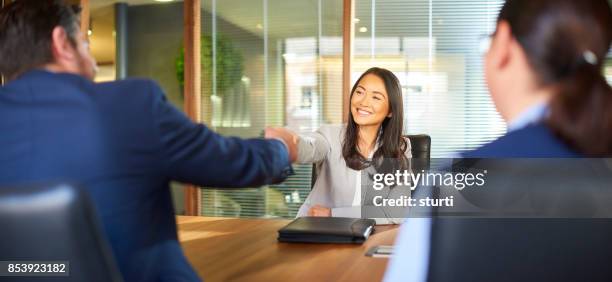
[342,0,354,123]
[183,0,202,216]
[79,0,89,35]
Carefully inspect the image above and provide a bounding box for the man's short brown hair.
[0,0,81,80]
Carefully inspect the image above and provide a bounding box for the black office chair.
[426,159,612,282]
[0,183,123,282]
[427,218,612,282]
[310,134,432,188]
[406,134,431,172]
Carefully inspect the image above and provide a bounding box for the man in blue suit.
[0,1,297,281]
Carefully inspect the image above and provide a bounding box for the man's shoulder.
[96,78,161,96]
[92,78,169,110]
[5,71,164,103]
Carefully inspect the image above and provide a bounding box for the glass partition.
[198,0,343,218]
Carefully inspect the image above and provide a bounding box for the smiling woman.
[266,67,412,219]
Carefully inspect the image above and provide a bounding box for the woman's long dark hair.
[342,67,408,171]
[498,0,612,156]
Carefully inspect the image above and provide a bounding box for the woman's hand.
[308,205,331,217]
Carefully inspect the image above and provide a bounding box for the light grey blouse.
[295,124,412,223]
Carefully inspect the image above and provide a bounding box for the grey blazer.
[295,124,412,223]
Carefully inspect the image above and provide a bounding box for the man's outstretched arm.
[149,81,295,187]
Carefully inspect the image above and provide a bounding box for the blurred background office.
[26,0,612,219]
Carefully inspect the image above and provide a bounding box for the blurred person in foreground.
[385,0,612,281]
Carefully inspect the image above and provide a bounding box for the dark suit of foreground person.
[0,1,296,281]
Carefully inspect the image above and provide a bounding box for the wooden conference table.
[176,216,400,282]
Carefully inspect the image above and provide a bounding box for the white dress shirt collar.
[507,102,548,132]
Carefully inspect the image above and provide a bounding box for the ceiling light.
[155,0,174,2]
[359,26,368,33]
[354,18,360,23]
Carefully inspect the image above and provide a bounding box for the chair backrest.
[0,183,123,282]
[428,218,612,282]
[405,134,431,173]
[405,134,431,160]
[427,159,612,282]
[310,134,432,188]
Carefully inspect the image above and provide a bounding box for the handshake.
[264,127,299,163]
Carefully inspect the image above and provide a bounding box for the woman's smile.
[356,107,373,117]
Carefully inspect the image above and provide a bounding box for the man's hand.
[308,205,332,217]
[264,127,298,163]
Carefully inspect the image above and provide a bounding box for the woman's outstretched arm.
[267,127,332,164]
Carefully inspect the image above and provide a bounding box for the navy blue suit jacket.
[0,70,292,281]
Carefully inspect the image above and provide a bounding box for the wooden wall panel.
[183,0,202,216]
[342,0,354,122]
[79,0,89,35]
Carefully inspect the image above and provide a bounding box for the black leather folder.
[277,217,376,244]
